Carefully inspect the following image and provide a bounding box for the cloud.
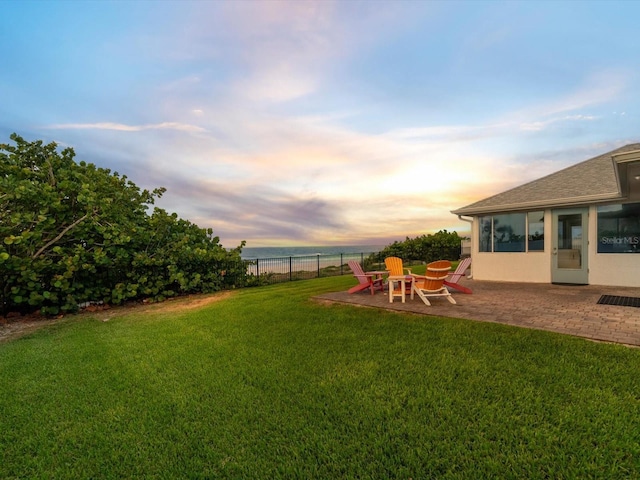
[504,70,628,124]
[185,1,346,104]
[44,63,625,247]
[543,71,627,115]
[175,0,424,105]
[385,113,599,142]
[518,114,598,132]
[53,102,526,247]
[44,122,206,133]
[232,69,318,103]
[144,170,348,245]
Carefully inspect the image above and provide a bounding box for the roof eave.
[451,192,622,216]
[612,149,640,163]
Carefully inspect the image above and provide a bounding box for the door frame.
[551,207,589,284]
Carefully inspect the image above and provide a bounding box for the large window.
[479,211,545,253]
[597,203,640,253]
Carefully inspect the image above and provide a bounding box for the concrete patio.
[316,278,640,347]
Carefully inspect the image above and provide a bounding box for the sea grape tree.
[1,133,245,316]
[373,230,462,263]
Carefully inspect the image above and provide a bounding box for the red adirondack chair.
[347,260,385,295]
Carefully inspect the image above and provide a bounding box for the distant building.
[452,144,640,287]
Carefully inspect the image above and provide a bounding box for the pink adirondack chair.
[444,257,472,294]
[347,260,385,295]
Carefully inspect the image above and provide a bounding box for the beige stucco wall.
[589,253,640,287]
[467,207,640,287]
[472,252,551,282]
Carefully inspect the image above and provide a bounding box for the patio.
[316,279,640,347]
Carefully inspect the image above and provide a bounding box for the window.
[597,203,640,253]
[527,211,544,251]
[493,213,526,252]
[479,216,492,252]
[479,211,544,253]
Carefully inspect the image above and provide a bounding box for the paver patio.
[316,279,640,347]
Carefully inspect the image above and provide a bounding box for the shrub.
[1,134,245,315]
[372,230,462,263]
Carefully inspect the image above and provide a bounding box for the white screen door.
[552,208,589,284]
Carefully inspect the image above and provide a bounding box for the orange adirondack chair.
[444,257,472,294]
[347,260,384,295]
[384,257,413,303]
[411,260,457,306]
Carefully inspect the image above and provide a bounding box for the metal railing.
[241,251,382,286]
[461,239,471,258]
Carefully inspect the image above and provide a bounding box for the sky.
[1,0,639,248]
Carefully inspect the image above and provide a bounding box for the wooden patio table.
[387,274,414,303]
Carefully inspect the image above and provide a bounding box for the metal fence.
[241,251,382,286]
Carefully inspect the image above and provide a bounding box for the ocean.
[240,245,385,260]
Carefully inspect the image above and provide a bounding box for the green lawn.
[2,275,640,478]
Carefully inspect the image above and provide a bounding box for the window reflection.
[527,211,544,251]
[597,203,640,253]
[493,214,526,252]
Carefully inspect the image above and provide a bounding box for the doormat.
[597,295,640,308]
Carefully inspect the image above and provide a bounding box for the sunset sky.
[1,0,639,248]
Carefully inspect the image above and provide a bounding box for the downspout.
[457,215,474,278]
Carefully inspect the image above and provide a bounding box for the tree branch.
[46,157,56,186]
[32,211,91,259]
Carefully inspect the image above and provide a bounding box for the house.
[451,144,640,287]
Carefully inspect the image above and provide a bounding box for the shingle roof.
[452,143,640,216]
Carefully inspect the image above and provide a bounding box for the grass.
[1,275,640,478]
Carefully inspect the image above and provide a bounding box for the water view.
[241,245,385,277]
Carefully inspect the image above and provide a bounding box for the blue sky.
[1,0,638,248]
